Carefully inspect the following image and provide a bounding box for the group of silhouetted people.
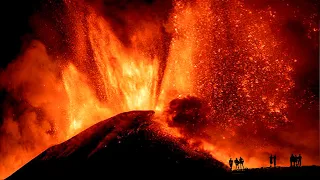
[228,154,302,171]
[269,154,277,167]
[229,157,245,170]
[290,154,302,167]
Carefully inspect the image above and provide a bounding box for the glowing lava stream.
[61,0,202,137]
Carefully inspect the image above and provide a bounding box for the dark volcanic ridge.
[232,166,320,176]
[8,111,228,179]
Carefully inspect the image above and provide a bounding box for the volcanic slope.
[7,111,228,179]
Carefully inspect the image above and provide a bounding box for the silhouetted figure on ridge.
[290,154,294,167]
[273,155,276,167]
[229,158,233,170]
[269,155,273,167]
[239,157,244,169]
[235,158,239,170]
[297,154,302,167]
[294,155,298,167]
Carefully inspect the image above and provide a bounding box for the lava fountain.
[0,0,319,178]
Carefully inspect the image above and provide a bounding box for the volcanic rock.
[7,111,228,179]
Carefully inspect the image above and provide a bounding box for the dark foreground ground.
[231,166,320,176]
[7,111,320,179]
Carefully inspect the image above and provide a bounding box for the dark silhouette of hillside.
[231,166,320,176]
[6,110,320,179]
[7,111,228,179]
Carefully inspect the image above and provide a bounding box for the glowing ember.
[0,0,319,178]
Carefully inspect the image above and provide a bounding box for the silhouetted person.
[290,154,294,167]
[294,155,298,167]
[297,154,302,167]
[229,158,233,170]
[269,155,273,167]
[273,155,276,167]
[239,157,244,169]
[235,158,239,170]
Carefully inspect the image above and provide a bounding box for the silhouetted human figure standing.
[239,157,244,169]
[235,158,239,170]
[273,155,276,167]
[294,155,298,167]
[269,155,273,167]
[297,154,302,167]
[229,158,233,170]
[290,154,294,167]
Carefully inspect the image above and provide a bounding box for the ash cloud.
[0,40,69,178]
[165,96,211,138]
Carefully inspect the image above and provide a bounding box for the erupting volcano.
[0,0,319,178]
[7,111,229,179]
